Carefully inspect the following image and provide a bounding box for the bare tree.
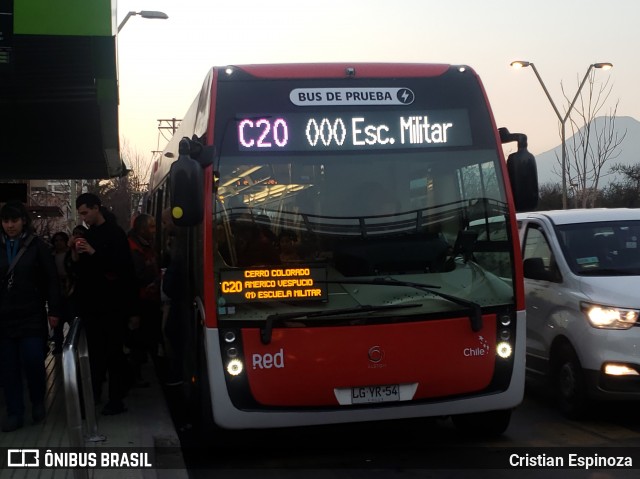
[611,163,640,189]
[606,163,640,207]
[85,139,153,229]
[122,139,153,195]
[28,189,69,239]
[537,182,562,210]
[558,72,626,208]
[121,139,153,215]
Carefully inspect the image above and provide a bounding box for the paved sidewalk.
[0,348,188,479]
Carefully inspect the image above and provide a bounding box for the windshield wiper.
[261,303,421,345]
[329,278,483,332]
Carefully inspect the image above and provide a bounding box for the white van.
[517,209,640,417]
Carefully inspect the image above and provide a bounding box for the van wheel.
[452,409,511,437]
[554,345,589,418]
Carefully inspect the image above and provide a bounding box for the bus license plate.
[351,384,400,404]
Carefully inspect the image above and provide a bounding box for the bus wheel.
[554,344,589,419]
[451,409,511,438]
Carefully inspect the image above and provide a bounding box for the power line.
[157,118,181,135]
[155,118,182,154]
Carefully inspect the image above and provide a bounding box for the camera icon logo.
[7,449,40,467]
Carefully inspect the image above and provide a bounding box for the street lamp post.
[118,10,168,33]
[510,61,613,209]
[114,9,168,223]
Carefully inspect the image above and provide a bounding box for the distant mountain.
[532,116,640,186]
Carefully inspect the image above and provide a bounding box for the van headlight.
[581,302,639,330]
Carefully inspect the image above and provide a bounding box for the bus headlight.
[227,359,244,376]
[581,302,639,330]
[496,342,512,359]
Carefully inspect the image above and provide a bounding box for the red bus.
[147,63,538,436]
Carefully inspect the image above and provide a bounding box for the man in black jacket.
[71,193,138,415]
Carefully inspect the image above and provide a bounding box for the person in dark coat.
[127,213,161,387]
[71,193,138,416]
[50,231,72,354]
[0,200,61,432]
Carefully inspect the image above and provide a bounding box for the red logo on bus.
[368,346,384,363]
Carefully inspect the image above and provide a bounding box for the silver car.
[517,209,640,417]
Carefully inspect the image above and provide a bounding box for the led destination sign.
[219,267,327,303]
[236,109,471,152]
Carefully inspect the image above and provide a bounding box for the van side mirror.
[523,257,551,281]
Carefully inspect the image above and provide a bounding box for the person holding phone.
[70,193,137,416]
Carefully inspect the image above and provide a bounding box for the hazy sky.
[116,0,640,164]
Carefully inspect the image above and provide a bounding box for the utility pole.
[157,118,181,136]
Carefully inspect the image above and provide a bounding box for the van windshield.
[556,220,640,275]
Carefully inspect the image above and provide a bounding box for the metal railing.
[61,317,106,478]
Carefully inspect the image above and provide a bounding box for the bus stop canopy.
[0,0,122,180]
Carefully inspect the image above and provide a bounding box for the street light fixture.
[118,10,169,33]
[510,61,613,209]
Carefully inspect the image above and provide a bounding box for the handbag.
[3,234,35,291]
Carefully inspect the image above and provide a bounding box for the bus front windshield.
[214,148,515,321]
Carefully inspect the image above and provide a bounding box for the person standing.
[50,231,72,354]
[71,193,137,415]
[127,213,161,386]
[0,200,61,431]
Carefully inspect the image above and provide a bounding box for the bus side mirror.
[169,138,204,226]
[500,128,539,212]
[508,147,538,212]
